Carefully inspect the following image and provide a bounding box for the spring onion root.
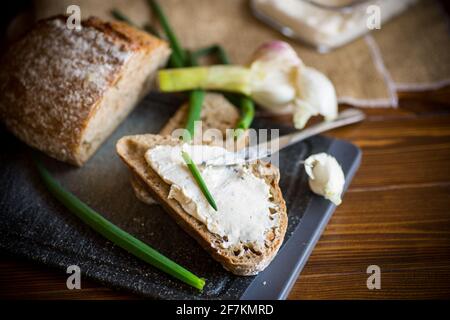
[185,90,205,141]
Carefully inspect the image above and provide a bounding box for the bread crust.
[0,16,170,165]
[116,134,287,276]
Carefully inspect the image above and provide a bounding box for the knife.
[205,108,365,167]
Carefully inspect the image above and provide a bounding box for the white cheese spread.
[145,144,277,248]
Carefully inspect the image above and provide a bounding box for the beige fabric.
[32,0,450,107]
[374,0,450,90]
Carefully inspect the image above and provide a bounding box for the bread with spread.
[0,16,170,166]
[116,134,287,275]
[130,93,249,204]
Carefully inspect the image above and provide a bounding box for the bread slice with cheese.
[116,134,287,275]
[130,93,249,204]
[0,16,170,166]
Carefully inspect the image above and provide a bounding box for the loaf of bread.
[116,134,287,275]
[0,16,170,165]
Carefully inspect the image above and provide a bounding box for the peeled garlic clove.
[294,67,338,129]
[304,153,345,205]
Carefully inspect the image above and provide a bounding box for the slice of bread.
[130,173,157,205]
[116,134,287,275]
[0,16,170,166]
[159,93,248,149]
[131,93,248,204]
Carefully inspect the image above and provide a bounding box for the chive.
[147,2,213,211]
[220,92,254,133]
[235,96,255,132]
[185,90,205,142]
[33,155,205,291]
[181,151,218,211]
[148,0,186,66]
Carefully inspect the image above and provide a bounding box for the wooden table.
[1,87,449,300]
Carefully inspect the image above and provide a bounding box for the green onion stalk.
[34,155,205,291]
[148,1,216,212]
[184,51,205,142]
[181,151,218,211]
[148,0,186,68]
[159,65,252,94]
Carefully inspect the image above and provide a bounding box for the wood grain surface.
[1,87,449,300]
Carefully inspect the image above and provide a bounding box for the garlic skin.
[304,153,345,205]
[249,41,338,128]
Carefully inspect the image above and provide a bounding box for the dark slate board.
[0,93,361,299]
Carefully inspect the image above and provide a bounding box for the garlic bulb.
[249,41,338,128]
[158,40,338,129]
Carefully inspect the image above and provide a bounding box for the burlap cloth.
[33,0,450,108]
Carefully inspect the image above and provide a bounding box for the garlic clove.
[294,66,338,129]
[304,153,345,205]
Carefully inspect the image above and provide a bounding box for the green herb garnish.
[184,51,205,141]
[148,0,186,67]
[181,151,218,211]
[234,95,255,135]
[146,3,214,210]
[34,155,205,291]
[185,90,205,141]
